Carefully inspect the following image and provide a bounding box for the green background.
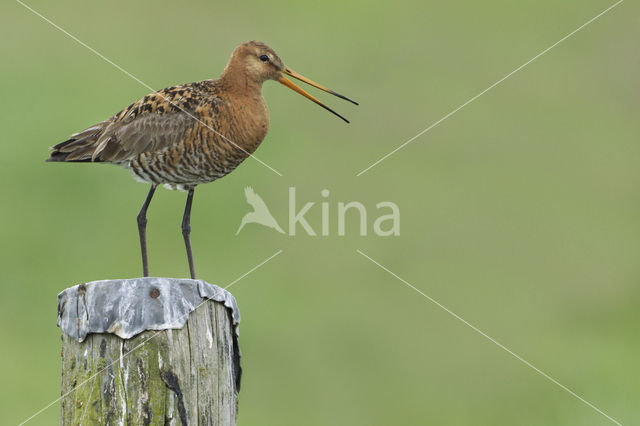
[1,0,637,424]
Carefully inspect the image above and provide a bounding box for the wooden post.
[58,278,241,425]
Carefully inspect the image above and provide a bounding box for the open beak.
[278,67,358,123]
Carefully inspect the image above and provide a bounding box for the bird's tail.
[47,122,109,163]
[235,217,248,235]
[47,139,94,162]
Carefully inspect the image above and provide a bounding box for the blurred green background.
[1,0,638,424]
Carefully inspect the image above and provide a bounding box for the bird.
[47,41,357,279]
[236,186,285,235]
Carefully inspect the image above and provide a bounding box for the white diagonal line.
[77,375,95,425]
[356,0,624,176]
[356,249,622,425]
[17,249,283,425]
[224,249,283,289]
[16,0,283,177]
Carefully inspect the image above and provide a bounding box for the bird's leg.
[137,184,157,277]
[181,188,196,279]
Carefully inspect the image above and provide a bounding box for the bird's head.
[224,41,358,123]
[229,41,286,82]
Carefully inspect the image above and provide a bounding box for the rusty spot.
[149,287,160,299]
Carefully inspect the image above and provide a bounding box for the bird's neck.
[219,64,264,99]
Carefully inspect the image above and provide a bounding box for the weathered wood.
[59,279,241,426]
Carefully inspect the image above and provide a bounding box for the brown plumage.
[48,40,357,278]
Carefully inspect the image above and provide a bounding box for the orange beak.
[278,67,358,123]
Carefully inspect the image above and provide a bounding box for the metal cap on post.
[58,278,241,425]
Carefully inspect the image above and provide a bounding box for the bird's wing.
[48,82,221,163]
[244,186,256,199]
[244,186,271,212]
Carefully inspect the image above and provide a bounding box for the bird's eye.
[259,54,269,62]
